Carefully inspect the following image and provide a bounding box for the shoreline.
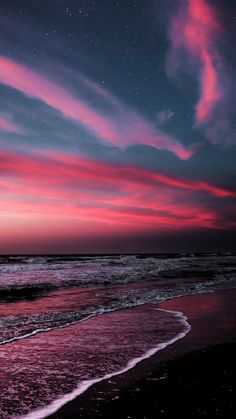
[46,288,236,418]
[48,342,236,418]
[21,305,190,419]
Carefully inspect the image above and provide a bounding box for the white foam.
[19,308,191,419]
[0,313,96,346]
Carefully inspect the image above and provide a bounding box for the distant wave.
[0,252,234,266]
[0,284,56,303]
[0,313,98,346]
[0,254,236,303]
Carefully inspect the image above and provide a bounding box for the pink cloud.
[0,148,235,198]
[196,49,222,123]
[0,198,220,230]
[166,0,236,143]
[0,113,23,133]
[0,148,235,237]
[0,55,196,159]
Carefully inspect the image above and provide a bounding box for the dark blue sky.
[0,0,235,253]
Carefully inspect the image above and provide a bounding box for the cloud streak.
[166,0,236,145]
[0,148,235,198]
[0,112,23,133]
[168,0,222,122]
[0,55,196,159]
[0,148,235,236]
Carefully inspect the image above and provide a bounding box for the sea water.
[0,253,235,418]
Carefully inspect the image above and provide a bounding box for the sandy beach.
[48,288,236,418]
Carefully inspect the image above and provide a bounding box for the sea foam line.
[18,308,191,419]
[0,313,99,346]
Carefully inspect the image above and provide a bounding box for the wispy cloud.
[0,148,235,233]
[0,55,197,159]
[0,112,23,134]
[166,0,236,145]
[1,148,235,198]
[156,110,174,126]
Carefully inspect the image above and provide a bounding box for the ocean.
[0,253,236,418]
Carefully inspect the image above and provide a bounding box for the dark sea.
[0,253,236,418]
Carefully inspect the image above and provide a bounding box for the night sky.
[0,0,235,254]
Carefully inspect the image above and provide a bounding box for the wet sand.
[48,289,236,418]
